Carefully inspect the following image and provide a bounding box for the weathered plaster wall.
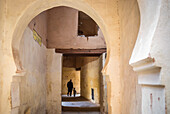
[11,12,49,114]
[62,67,80,95]
[47,6,78,48]
[118,0,141,114]
[47,6,106,49]
[46,50,62,114]
[28,12,47,46]
[0,0,5,112]
[16,26,62,114]
[149,0,170,112]
[18,27,47,114]
[81,56,102,104]
[0,0,16,113]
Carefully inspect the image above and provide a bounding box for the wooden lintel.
[55,48,106,55]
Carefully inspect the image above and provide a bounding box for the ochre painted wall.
[63,56,76,68]
[80,56,102,104]
[119,0,141,114]
[62,67,80,95]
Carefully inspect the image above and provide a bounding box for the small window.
[91,88,94,100]
[78,11,99,37]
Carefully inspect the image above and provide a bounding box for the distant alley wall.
[62,67,80,95]
[80,56,102,104]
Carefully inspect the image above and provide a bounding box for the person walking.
[67,79,73,96]
[73,88,76,97]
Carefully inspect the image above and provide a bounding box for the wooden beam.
[55,48,106,55]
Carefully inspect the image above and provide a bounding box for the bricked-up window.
[78,11,99,37]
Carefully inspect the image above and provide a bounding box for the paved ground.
[62,95,100,114]
[62,94,81,98]
[62,101,100,107]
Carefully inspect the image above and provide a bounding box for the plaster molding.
[14,71,26,77]
[131,57,157,72]
[130,57,162,85]
[130,56,165,114]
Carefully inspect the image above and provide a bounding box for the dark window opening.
[78,11,99,37]
[91,88,94,100]
[75,67,81,71]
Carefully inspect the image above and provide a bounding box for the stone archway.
[11,1,113,114]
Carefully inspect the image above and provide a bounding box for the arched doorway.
[11,2,111,114]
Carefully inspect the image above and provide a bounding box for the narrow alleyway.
[62,95,100,114]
